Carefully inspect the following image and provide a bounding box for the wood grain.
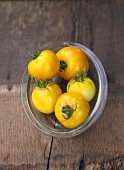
[0,0,124,170]
[0,84,52,169]
[49,0,124,169]
[0,0,78,85]
[0,0,81,169]
[49,96,124,170]
[78,0,124,95]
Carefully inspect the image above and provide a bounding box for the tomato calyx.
[74,67,88,82]
[59,60,68,72]
[62,103,77,120]
[28,46,43,60]
[31,77,54,88]
[67,68,88,89]
[67,68,87,89]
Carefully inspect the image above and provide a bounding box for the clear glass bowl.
[21,41,108,138]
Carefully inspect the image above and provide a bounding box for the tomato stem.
[74,67,88,82]
[62,103,77,120]
[31,77,54,88]
[59,60,68,72]
[28,46,43,60]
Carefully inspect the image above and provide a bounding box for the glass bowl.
[21,41,108,138]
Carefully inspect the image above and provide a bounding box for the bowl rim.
[21,41,108,138]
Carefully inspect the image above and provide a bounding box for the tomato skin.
[56,47,89,81]
[32,83,62,114]
[67,77,96,102]
[28,50,60,81]
[55,93,90,128]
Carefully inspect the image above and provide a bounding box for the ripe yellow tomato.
[32,80,62,114]
[55,93,90,128]
[56,47,89,81]
[67,68,96,102]
[28,50,60,81]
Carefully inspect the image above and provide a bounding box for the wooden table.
[0,1,124,169]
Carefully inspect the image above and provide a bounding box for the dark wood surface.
[0,0,124,170]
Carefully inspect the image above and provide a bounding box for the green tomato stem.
[28,46,43,60]
[59,60,68,72]
[67,68,88,90]
[62,103,77,120]
[31,77,54,88]
[74,67,88,82]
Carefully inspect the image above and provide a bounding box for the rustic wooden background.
[0,0,124,169]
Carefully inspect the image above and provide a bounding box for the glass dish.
[21,41,108,138]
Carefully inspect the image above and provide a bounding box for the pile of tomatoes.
[28,46,96,128]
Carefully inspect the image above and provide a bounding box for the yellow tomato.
[28,50,59,81]
[67,68,96,102]
[32,79,62,114]
[56,47,89,81]
[55,93,90,128]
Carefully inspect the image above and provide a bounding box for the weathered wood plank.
[78,0,124,95]
[48,0,124,169]
[0,0,80,169]
[49,95,124,170]
[0,0,124,170]
[0,0,78,85]
[0,84,52,169]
